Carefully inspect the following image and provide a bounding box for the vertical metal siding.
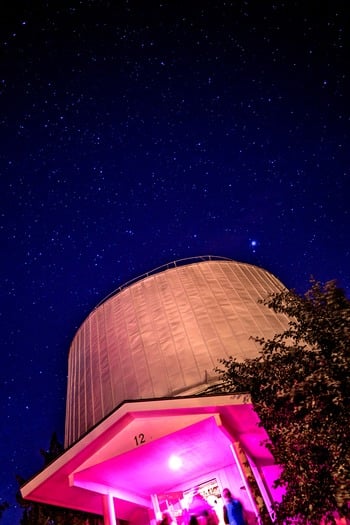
[65,260,289,446]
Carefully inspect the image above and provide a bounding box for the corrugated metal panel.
[65,260,289,446]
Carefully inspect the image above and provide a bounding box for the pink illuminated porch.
[21,394,282,524]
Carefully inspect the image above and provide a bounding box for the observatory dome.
[65,257,289,446]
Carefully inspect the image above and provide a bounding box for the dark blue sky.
[1,1,349,523]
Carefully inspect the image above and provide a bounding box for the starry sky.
[1,1,349,523]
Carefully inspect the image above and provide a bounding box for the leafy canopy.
[217,279,350,525]
[0,501,9,520]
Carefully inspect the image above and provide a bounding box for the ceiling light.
[168,454,182,471]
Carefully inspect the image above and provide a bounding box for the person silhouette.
[159,511,172,525]
[222,488,246,525]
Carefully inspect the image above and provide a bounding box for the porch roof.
[21,393,272,519]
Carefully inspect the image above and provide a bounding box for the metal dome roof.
[65,258,289,446]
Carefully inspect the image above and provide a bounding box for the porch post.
[151,493,161,523]
[230,441,267,524]
[102,493,117,525]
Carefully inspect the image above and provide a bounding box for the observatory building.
[22,257,290,525]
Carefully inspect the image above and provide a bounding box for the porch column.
[151,493,161,523]
[102,493,117,525]
[230,441,268,524]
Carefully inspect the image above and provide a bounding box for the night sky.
[1,1,349,523]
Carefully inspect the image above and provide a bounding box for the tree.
[17,432,102,524]
[217,279,350,525]
[0,501,9,520]
[39,432,64,465]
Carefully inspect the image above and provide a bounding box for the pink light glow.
[168,454,183,471]
[21,396,277,521]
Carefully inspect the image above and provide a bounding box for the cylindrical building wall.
[65,259,290,446]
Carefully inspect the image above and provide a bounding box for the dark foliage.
[0,501,9,520]
[217,280,350,525]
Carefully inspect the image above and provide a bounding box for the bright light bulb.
[168,454,182,470]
